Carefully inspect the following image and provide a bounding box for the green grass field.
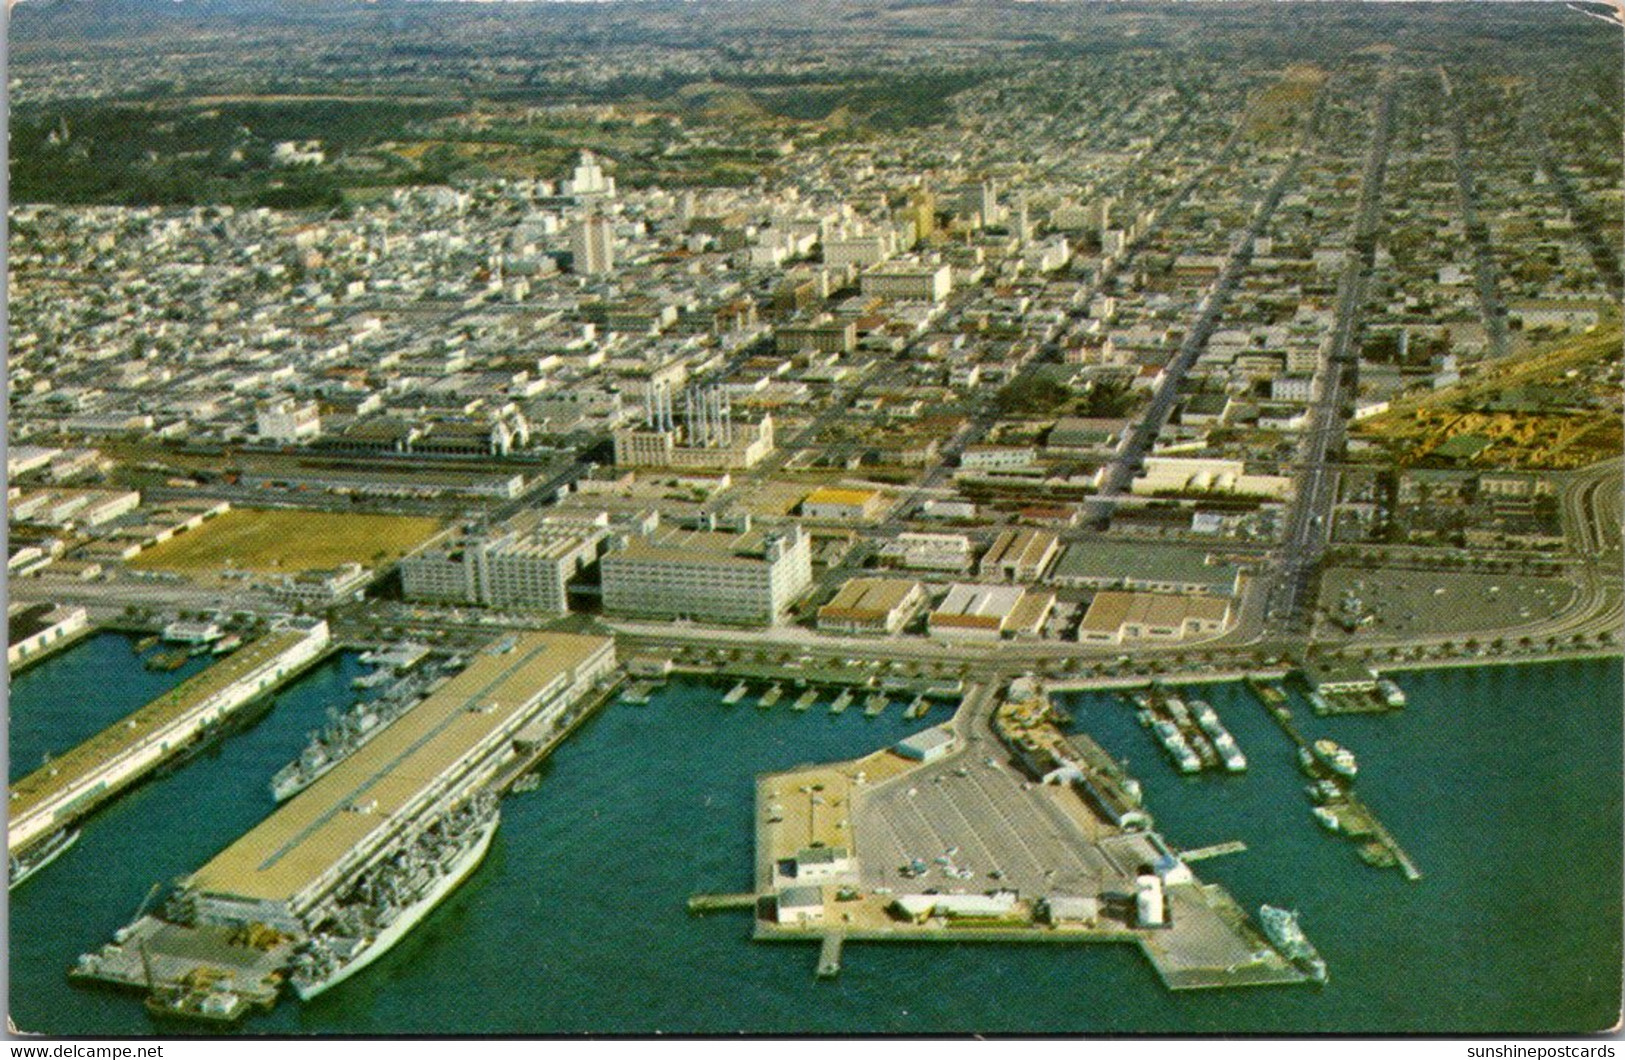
[129,509,444,573]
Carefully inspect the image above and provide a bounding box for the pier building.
[9,620,331,857]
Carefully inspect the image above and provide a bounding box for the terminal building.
[401,522,608,614]
[601,525,812,627]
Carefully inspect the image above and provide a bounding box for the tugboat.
[1259,905,1328,983]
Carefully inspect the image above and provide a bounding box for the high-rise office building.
[571,214,615,275]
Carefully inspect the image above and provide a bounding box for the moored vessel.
[290,798,500,1001]
[9,828,79,891]
[1259,905,1327,982]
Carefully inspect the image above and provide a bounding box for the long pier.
[8,620,332,859]
[72,632,619,1017]
[1245,680,1421,881]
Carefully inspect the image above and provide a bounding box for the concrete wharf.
[9,621,331,857]
[72,632,618,1016]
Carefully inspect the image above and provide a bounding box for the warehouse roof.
[187,632,611,906]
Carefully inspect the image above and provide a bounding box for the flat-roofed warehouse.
[800,487,885,522]
[817,577,926,635]
[183,632,615,934]
[928,583,1055,640]
[1050,542,1242,597]
[1076,590,1232,644]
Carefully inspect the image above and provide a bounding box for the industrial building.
[977,528,1061,583]
[1050,543,1243,597]
[800,487,885,522]
[612,384,774,471]
[928,584,1055,640]
[1076,591,1232,644]
[600,525,812,626]
[816,578,926,635]
[401,522,607,614]
[878,532,975,572]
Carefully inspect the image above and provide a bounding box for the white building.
[879,532,974,572]
[256,399,322,444]
[562,150,616,199]
[860,262,952,302]
[571,215,616,276]
[601,525,812,627]
[401,525,606,615]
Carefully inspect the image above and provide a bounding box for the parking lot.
[1317,566,1576,637]
[852,746,1127,898]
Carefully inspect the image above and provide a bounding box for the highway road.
[1438,67,1511,362]
[1085,89,1326,528]
[1265,65,1397,633]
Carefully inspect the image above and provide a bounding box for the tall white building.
[601,526,812,626]
[571,215,616,276]
[400,525,606,615]
[562,150,615,199]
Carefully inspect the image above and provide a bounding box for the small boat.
[511,773,543,794]
[830,690,854,715]
[1312,806,1342,833]
[145,983,251,1026]
[1377,678,1407,709]
[864,694,888,717]
[759,684,783,709]
[793,689,819,712]
[1312,739,1358,779]
[1308,691,1331,715]
[352,669,392,690]
[146,649,190,672]
[904,696,929,720]
[1305,778,1343,804]
[620,681,657,705]
[211,633,243,655]
[722,682,750,705]
[135,635,160,653]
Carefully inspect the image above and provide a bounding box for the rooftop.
[186,632,611,906]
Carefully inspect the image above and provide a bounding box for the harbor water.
[8,636,1621,1034]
